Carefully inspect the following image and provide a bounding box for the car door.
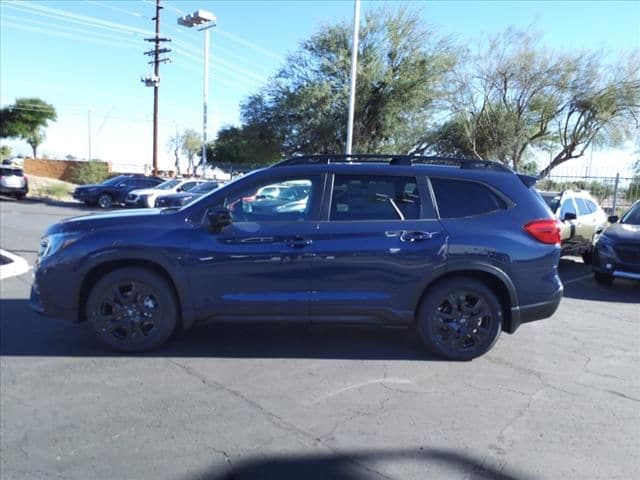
[558,196,581,254]
[308,172,447,325]
[185,173,323,322]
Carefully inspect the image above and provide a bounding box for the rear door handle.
[401,231,440,243]
[286,236,313,248]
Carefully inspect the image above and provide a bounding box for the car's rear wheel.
[87,268,178,352]
[594,271,613,286]
[417,278,502,361]
[97,193,113,209]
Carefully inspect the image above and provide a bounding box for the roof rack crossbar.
[273,154,513,172]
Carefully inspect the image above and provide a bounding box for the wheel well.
[78,259,182,325]
[417,270,513,332]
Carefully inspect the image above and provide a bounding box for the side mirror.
[607,215,619,223]
[563,212,577,222]
[176,186,183,192]
[207,207,232,232]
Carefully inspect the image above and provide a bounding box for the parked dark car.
[0,165,28,199]
[32,155,563,360]
[592,200,640,284]
[72,175,164,208]
[154,181,220,208]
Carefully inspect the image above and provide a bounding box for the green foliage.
[0,145,11,160]
[0,98,57,158]
[206,125,282,169]
[68,161,110,185]
[241,6,455,156]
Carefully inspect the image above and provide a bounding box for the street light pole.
[178,10,217,177]
[202,27,210,175]
[345,0,361,156]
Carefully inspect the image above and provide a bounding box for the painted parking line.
[562,273,593,285]
[0,249,31,280]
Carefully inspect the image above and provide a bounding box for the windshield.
[156,179,181,190]
[620,202,640,225]
[191,182,219,193]
[101,175,129,186]
[540,192,561,212]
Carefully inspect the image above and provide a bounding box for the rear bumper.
[508,285,563,333]
[0,185,28,195]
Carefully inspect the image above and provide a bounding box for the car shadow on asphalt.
[559,258,640,303]
[0,298,444,360]
[182,448,532,480]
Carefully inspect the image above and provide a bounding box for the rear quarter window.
[430,178,507,219]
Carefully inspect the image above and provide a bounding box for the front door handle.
[286,236,313,248]
[401,231,440,243]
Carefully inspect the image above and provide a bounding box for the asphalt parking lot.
[1,197,638,480]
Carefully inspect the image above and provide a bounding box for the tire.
[14,193,26,200]
[87,267,178,352]
[581,250,593,265]
[417,277,503,361]
[594,272,613,286]
[97,192,113,209]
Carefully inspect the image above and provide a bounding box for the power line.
[84,0,146,19]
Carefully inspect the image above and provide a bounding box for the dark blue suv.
[31,155,563,360]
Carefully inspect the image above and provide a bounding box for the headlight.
[596,234,614,254]
[38,233,82,259]
[179,196,194,205]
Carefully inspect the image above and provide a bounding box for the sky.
[1,0,639,175]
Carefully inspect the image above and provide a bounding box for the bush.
[68,161,109,185]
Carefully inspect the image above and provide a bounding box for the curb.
[0,249,31,280]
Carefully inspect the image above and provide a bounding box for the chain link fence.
[537,174,640,215]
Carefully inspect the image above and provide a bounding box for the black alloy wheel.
[418,278,502,360]
[87,268,178,352]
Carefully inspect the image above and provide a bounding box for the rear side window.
[430,178,507,219]
[330,175,426,221]
[585,199,599,213]
[575,198,592,216]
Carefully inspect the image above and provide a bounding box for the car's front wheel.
[97,192,113,209]
[417,278,502,361]
[87,267,178,352]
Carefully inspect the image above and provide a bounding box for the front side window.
[621,202,640,225]
[330,175,423,221]
[430,178,507,219]
[156,179,181,190]
[559,198,577,219]
[223,178,314,222]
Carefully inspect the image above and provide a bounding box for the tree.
[167,131,183,176]
[180,128,202,176]
[206,125,282,170]
[0,145,11,161]
[241,6,455,156]
[418,30,640,176]
[0,98,57,158]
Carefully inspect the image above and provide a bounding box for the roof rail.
[273,154,513,172]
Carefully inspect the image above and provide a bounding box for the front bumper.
[30,263,81,321]
[592,242,640,280]
[125,197,151,208]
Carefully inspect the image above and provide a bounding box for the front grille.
[614,243,640,265]
[127,194,137,201]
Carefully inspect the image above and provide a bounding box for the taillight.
[524,219,562,245]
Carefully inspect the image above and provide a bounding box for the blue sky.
[1,0,638,173]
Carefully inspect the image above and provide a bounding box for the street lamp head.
[177,10,217,28]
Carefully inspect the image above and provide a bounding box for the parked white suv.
[539,189,607,262]
[125,178,205,208]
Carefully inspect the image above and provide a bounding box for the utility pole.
[142,0,171,176]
